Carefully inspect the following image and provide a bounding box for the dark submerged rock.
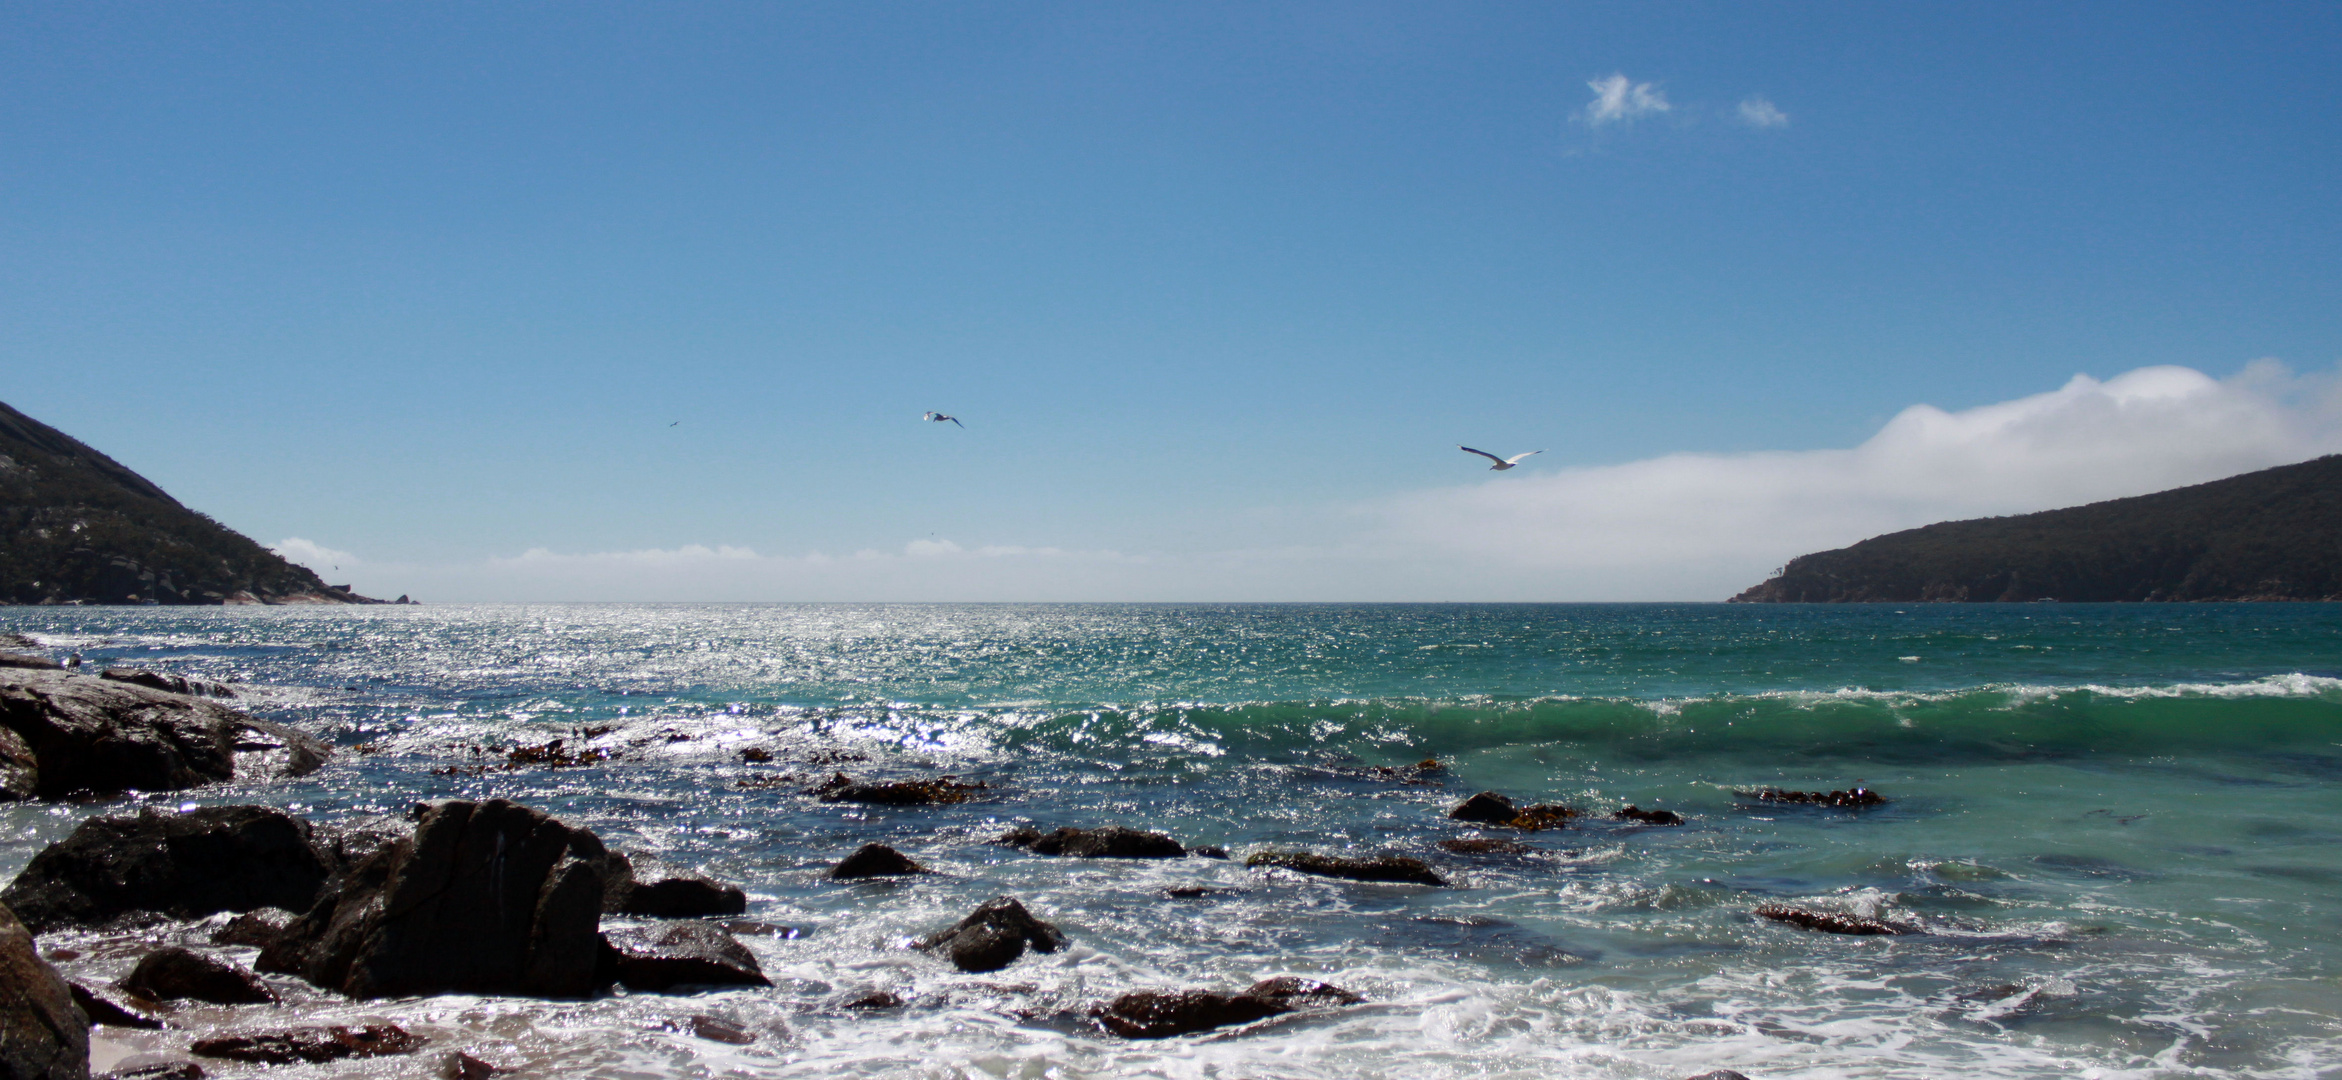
[210,908,297,950]
[677,1016,755,1045]
[0,653,62,671]
[190,1025,423,1065]
[830,843,928,879]
[810,772,985,805]
[1244,851,1448,886]
[0,670,325,799]
[0,900,88,1080]
[442,1051,500,1080]
[1095,977,1361,1038]
[1684,1072,1755,1080]
[120,947,275,1005]
[997,825,1185,859]
[1614,805,1686,826]
[621,874,747,918]
[1437,837,1532,855]
[1753,903,1908,935]
[68,982,163,1029]
[918,897,1066,973]
[841,990,903,1009]
[98,1064,204,1080]
[605,923,770,991]
[259,799,613,999]
[1741,786,1886,808]
[1,806,336,933]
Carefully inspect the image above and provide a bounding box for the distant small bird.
[924,412,964,428]
[669,421,680,427]
[1460,446,1543,471]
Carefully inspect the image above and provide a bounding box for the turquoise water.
[4,603,2340,1079]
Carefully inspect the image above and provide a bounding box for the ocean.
[4,602,2339,1079]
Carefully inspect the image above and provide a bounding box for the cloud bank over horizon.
[282,361,2342,603]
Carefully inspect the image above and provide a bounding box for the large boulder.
[0,670,326,800]
[604,923,770,991]
[0,727,34,801]
[1,806,338,933]
[259,799,614,999]
[918,897,1065,973]
[829,843,927,880]
[0,900,88,1080]
[997,826,1185,859]
[1096,977,1361,1038]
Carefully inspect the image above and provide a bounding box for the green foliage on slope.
[1731,455,2342,603]
[0,400,349,605]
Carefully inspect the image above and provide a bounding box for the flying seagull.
[668,421,679,427]
[924,411,964,428]
[1460,446,1543,471]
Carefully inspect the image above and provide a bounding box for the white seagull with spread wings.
[924,412,964,428]
[1459,446,1543,470]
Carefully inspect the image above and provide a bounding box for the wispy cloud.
[1579,73,1671,126]
[1736,96,1788,128]
[271,537,361,573]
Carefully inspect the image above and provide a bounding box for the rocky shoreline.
[0,656,1920,1080]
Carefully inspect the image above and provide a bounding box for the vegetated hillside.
[1730,455,2342,603]
[0,399,378,605]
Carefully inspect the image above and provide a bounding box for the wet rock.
[830,843,928,879]
[918,896,1066,973]
[621,873,747,918]
[997,825,1185,858]
[1446,791,1578,830]
[1614,806,1686,826]
[210,908,297,950]
[97,670,233,699]
[1189,845,1228,859]
[841,989,903,1009]
[1244,851,1448,886]
[69,982,163,1029]
[605,922,770,991]
[1448,791,1517,823]
[190,1025,423,1065]
[0,669,326,799]
[0,652,62,670]
[810,772,985,805]
[1095,977,1361,1038]
[1740,786,1886,808]
[120,947,276,1005]
[99,1064,205,1080]
[442,1051,500,1079]
[1,806,337,933]
[680,1015,755,1045]
[1684,1072,1754,1080]
[1360,757,1445,784]
[0,726,34,801]
[1161,886,1242,900]
[1753,903,1908,935]
[1437,837,1532,855]
[0,900,87,1080]
[716,920,801,938]
[260,799,613,999]
[738,747,773,763]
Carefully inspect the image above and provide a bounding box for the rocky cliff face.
[0,400,380,605]
[1731,455,2342,602]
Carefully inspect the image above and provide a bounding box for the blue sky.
[5,2,2338,600]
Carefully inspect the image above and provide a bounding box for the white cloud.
[1737,96,1788,128]
[1361,361,2342,598]
[271,537,361,573]
[1580,73,1671,126]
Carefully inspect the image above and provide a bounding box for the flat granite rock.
[1243,851,1448,886]
[997,826,1186,859]
[0,669,326,800]
[604,923,770,991]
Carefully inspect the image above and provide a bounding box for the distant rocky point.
[1732,455,2342,602]
[0,399,405,605]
